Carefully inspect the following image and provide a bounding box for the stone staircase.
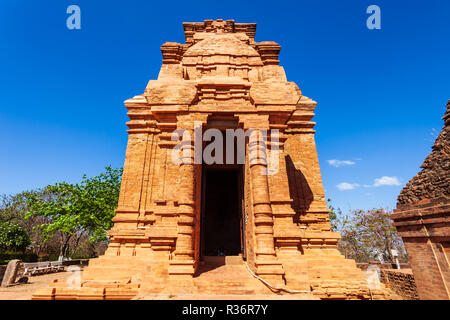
[136,256,317,299]
[192,256,272,295]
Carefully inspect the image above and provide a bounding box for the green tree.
[0,192,33,223]
[26,166,122,257]
[75,166,123,242]
[26,183,80,257]
[0,222,31,253]
[0,191,50,256]
[326,198,340,231]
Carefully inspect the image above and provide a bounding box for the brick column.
[169,114,208,277]
[248,129,276,257]
[241,115,285,283]
[170,127,196,276]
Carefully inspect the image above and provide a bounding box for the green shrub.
[0,252,38,265]
[0,222,30,253]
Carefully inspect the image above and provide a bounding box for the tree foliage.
[1,191,48,256]
[25,166,122,257]
[327,199,406,263]
[327,198,340,231]
[75,166,123,242]
[0,192,33,223]
[0,222,31,253]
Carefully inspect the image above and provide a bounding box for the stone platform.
[32,255,395,300]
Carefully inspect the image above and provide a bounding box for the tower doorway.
[201,166,244,258]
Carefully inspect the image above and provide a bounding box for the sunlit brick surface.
[33,19,395,300]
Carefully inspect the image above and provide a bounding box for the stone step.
[191,260,274,295]
[140,256,282,296]
[193,288,257,295]
[201,255,243,266]
[195,267,249,277]
[194,277,254,284]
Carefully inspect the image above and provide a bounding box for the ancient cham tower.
[34,19,391,300]
[392,101,450,300]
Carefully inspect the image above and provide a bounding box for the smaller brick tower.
[392,100,450,300]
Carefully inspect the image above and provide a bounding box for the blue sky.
[0,1,449,213]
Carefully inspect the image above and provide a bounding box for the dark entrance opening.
[201,167,244,257]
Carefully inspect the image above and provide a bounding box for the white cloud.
[335,176,401,192]
[336,182,360,191]
[327,160,356,168]
[373,176,401,187]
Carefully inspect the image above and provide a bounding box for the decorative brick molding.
[33,19,394,300]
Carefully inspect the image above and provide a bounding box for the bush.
[0,252,38,265]
[0,222,30,253]
[37,254,59,262]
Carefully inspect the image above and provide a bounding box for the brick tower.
[392,101,450,300]
[33,19,391,300]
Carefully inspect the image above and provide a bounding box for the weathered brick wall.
[380,269,419,300]
[402,238,450,299]
[356,263,418,299]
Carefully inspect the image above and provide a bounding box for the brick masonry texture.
[356,263,417,300]
[32,19,395,300]
[392,101,450,300]
[380,269,419,300]
[398,101,450,205]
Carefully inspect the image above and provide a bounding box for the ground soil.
[0,270,76,300]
